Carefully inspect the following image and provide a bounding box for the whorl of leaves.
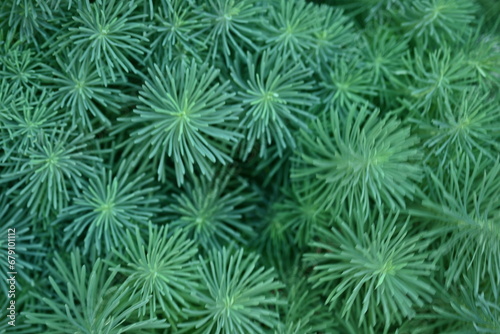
[181,247,284,334]
[292,104,422,216]
[126,60,242,185]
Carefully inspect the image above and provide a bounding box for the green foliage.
[0,85,62,162]
[318,55,377,110]
[149,0,204,63]
[60,159,162,255]
[125,60,242,185]
[360,26,408,104]
[200,0,263,60]
[0,195,44,291]
[25,250,168,333]
[265,0,319,60]
[276,268,340,334]
[292,104,422,215]
[463,28,500,89]
[414,88,500,165]
[1,0,499,332]
[411,155,500,295]
[331,0,405,23]
[403,47,475,113]
[419,271,500,333]
[272,183,331,247]
[401,0,478,47]
[57,0,149,85]
[1,127,101,217]
[40,50,125,131]
[252,197,299,268]
[308,4,355,65]
[164,171,255,250]
[231,51,317,159]
[110,223,199,326]
[305,211,436,331]
[0,43,43,90]
[181,247,284,334]
[0,0,56,48]
[435,280,500,333]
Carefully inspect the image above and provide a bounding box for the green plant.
[148,0,204,63]
[124,60,242,185]
[231,51,317,159]
[305,211,436,331]
[60,159,163,255]
[270,183,331,247]
[0,195,44,291]
[181,247,284,334]
[0,44,43,90]
[40,50,125,131]
[360,26,408,104]
[200,0,263,60]
[265,0,318,60]
[411,155,500,294]
[55,0,149,85]
[292,104,422,216]
[431,274,500,333]
[0,86,62,162]
[318,55,377,110]
[24,250,168,333]
[401,0,478,47]
[164,171,255,249]
[413,88,500,165]
[308,4,355,65]
[0,0,56,49]
[1,126,101,217]
[1,0,499,332]
[109,223,199,327]
[403,47,475,113]
[276,267,340,334]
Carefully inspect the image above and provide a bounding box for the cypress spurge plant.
[181,247,285,334]
[231,51,318,159]
[265,0,319,60]
[24,250,169,333]
[40,50,125,131]
[435,276,500,332]
[292,103,422,216]
[1,0,499,332]
[360,26,408,105]
[149,0,204,63]
[0,45,43,90]
[401,0,479,47]
[308,4,355,66]
[1,126,101,217]
[0,0,56,49]
[55,0,149,85]
[305,210,436,331]
[0,195,44,292]
[125,59,242,185]
[164,171,256,250]
[403,47,475,113]
[276,267,340,334]
[60,159,163,255]
[109,223,199,327]
[0,86,62,161]
[200,0,264,60]
[413,87,500,165]
[273,183,331,247]
[411,154,500,294]
[462,27,500,90]
[318,56,377,111]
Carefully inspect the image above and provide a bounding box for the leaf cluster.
[1,0,499,333]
